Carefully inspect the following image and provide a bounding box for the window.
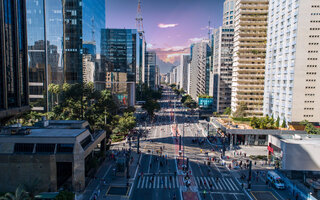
[57,144,74,153]
[36,144,55,153]
[80,135,92,149]
[14,143,34,153]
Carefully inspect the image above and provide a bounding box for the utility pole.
[248,160,252,189]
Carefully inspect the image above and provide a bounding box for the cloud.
[188,37,204,43]
[158,23,179,28]
[152,46,190,63]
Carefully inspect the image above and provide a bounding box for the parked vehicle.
[266,171,285,189]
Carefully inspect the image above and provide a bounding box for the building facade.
[26,0,106,111]
[63,0,83,84]
[231,0,268,117]
[264,0,320,124]
[189,40,211,101]
[212,27,234,113]
[0,0,29,122]
[101,29,137,106]
[26,0,47,112]
[179,55,191,91]
[145,51,157,90]
[0,120,106,192]
[223,0,235,27]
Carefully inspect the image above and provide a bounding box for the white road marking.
[137,177,142,188]
[222,178,232,191]
[141,176,145,189]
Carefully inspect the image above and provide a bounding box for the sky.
[106,0,224,73]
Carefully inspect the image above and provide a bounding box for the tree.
[275,116,280,128]
[233,102,248,118]
[281,118,286,128]
[223,107,231,115]
[142,100,160,118]
[23,178,41,199]
[0,185,30,200]
[55,191,74,200]
[114,112,136,135]
[300,120,320,135]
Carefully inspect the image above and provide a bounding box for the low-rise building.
[0,120,106,192]
[268,134,320,171]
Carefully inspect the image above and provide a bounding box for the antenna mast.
[208,20,211,40]
[136,0,144,37]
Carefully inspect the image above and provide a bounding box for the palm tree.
[0,185,30,200]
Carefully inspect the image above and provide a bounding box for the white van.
[266,171,285,190]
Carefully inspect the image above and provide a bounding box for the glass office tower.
[101,29,137,106]
[26,0,47,111]
[0,0,29,121]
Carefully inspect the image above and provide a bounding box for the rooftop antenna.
[136,0,144,37]
[208,20,211,40]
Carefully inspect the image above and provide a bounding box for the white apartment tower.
[179,55,191,91]
[231,0,269,117]
[189,40,211,100]
[212,27,234,113]
[264,0,320,124]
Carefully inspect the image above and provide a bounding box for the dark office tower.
[26,0,47,112]
[145,51,157,90]
[0,0,29,122]
[101,29,137,106]
[63,0,83,84]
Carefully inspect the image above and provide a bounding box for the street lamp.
[137,125,143,153]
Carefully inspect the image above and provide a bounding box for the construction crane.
[136,0,144,37]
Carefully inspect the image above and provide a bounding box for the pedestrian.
[295,193,299,200]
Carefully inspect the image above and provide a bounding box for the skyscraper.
[188,40,211,101]
[101,28,137,106]
[63,0,83,84]
[179,55,191,91]
[264,0,320,124]
[212,27,234,113]
[0,0,29,121]
[145,51,157,90]
[26,0,47,112]
[26,0,106,111]
[231,0,268,117]
[223,0,235,26]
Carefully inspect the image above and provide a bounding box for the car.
[266,171,286,190]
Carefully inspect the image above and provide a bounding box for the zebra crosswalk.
[136,175,179,189]
[195,177,240,192]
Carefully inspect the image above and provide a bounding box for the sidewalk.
[78,142,141,200]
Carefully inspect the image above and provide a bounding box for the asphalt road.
[130,87,249,200]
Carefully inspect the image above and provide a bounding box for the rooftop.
[0,128,87,138]
[274,134,320,145]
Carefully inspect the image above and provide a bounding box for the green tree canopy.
[223,107,231,115]
[233,102,248,118]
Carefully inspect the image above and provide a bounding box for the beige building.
[231,0,269,117]
[0,120,106,193]
[82,54,95,83]
[264,0,320,124]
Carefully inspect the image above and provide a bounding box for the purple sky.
[107,0,224,67]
